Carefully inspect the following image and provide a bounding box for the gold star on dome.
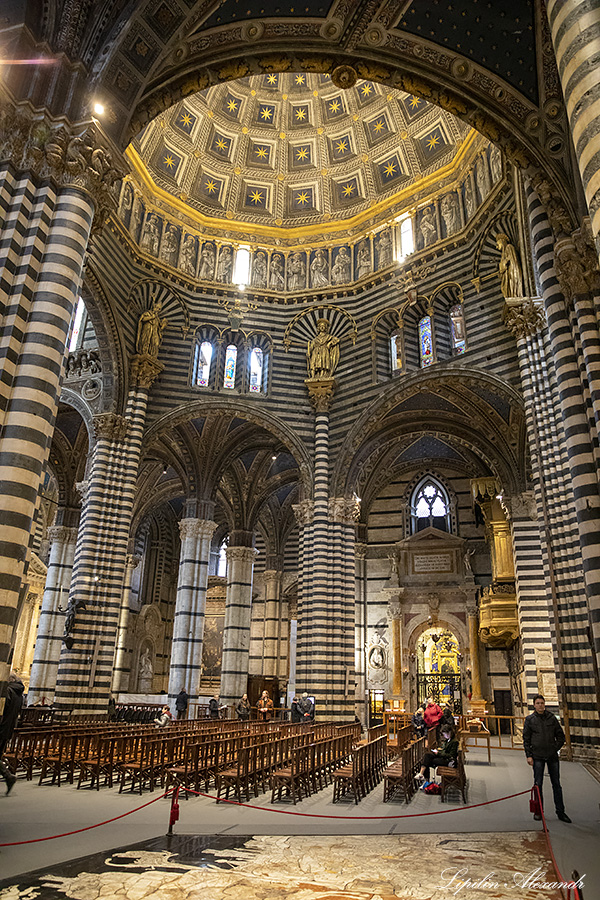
[295,74,305,85]
[180,112,192,127]
[295,107,307,121]
[163,154,176,169]
[295,147,309,161]
[373,119,385,133]
[335,138,349,154]
[342,182,355,197]
[204,179,218,194]
[260,106,273,120]
[409,96,421,109]
[383,160,397,177]
[255,145,269,159]
[427,133,440,150]
[329,99,341,114]
[295,190,310,205]
[249,189,264,204]
[360,83,373,97]
[226,99,238,112]
[215,137,228,152]
[267,74,277,84]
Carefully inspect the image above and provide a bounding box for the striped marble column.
[53,358,160,713]
[167,518,217,703]
[111,553,141,694]
[546,1,600,246]
[220,539,258,708]
[292,499,313,689]
[525,184,600,745]
[277,587,290,682]
[0,175,94,696]
[354,542,368,721]
[262,566,283,677]
[27,524,78,704]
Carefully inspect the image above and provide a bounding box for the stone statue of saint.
[252,251,267,288]
[420,207,437,247]
[476,157,491,200]
[136,297,167,357]
[269,253,285,290]
[489,144,502,183]
[355,241,371,279]
[287,251,306,291]
[376,228,393,268]
[441,193,460,235]
[198,243,216,280]
[310,249,329,288]
[331,247,351,285]
[216,246,233,283]
[141,214,160,256]
[161,224,178,266]
[464,548,475,575]
[138,646,153,691]
[179,234,196,276]
[496,232,524,299]
[130,200,142,240]
[464,175,476,218]
[307,319,340,379]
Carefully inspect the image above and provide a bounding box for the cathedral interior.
[1,0,600,894]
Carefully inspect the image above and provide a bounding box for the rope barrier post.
[167,785,180,836]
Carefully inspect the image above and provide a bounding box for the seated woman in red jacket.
[423,699,443,730]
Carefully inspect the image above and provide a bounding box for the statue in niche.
[287,251,306,291]
[476,157,491,200]
[179,234,196,276]
[331,247,351,284]
[441,193,460,236]
[141,214,160,256]
[496,232,524,299]
[138,646,153,692]
[269,252,285,290]
[387,552,399,584]
[216,246,233,283]
[252,251,267,288]
[310,249,329,287]
[490,144,502,183]
[120,185,132,220]
[355,240,371,279]
[198,243,216,280]
[464,547,475,575]
[136,296,168,358]
[464,176,476,218]
[130,200,142,240]
[376,228,393,268]
[307,318,340,379]
[161,224,178,266]
[419,207,437,247]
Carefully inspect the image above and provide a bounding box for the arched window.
[249,346,264,392]
[217,539,228,577]
[195,340,213,386]
[450,304,466,354]
[418,315,434,368]
[223,344,237,389]
[411,477,450,533]
[390,332,403,372]
[233,246,251,287]
[68,297,86,352]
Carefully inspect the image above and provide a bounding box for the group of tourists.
[155,687,314,724]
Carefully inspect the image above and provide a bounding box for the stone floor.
[0,833,567,899]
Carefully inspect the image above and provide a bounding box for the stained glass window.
[217,539,228,577]
[390,333,403,372]
[450,304,466,354]
[223,344,237,389]
[68,297,85,352]
[249,347,264,392]
[418,315,434,367]
[412,478,450,533]
[196,340,213,386]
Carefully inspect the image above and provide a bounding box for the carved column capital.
[130,353,165,389]
[74,480,89,502]
[93,412,130,442]
[355,542,367,560]
[502,298,546,338]
[178,518,218,542]
[293,499,314,526]
[126,553,142,570]
[226,545,259,563]
[305,376,336,412]
[328,496,360,524]
[47,525,79,544]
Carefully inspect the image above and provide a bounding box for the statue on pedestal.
[138,646,153,693]
[307,319,340,378]
[136,298,167,358]
[496,232,524,299]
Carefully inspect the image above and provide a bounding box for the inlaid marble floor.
[0,832,565,899]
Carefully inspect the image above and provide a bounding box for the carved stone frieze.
[0,98,127,231]
[92,413,130,442]
[66,348,102,379]
[178,518,218,542]
[506,491,538,521]
[502,298,546,339]
[130,353,165,389]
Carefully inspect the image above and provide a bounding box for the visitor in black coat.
[524,694,570,823]
[175,687,189,720]
[0,674,25,794]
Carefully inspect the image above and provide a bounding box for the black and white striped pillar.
[111,553,141,694]
[262,566,282,677]
[168,518,217,703]
[220,537,258,708]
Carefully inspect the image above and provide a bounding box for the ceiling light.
[93,103,105,115]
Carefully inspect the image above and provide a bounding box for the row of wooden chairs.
[332,734,388,804]
[382,734,427,803]
[271,733,354,804]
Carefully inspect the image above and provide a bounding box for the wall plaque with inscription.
[412,553,452,574]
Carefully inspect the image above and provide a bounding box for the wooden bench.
[382,735,426,803]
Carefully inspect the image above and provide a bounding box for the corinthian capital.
[226,545,259,563]
[328,496,360,524]
[178,518,218,541]
[93,413,130,442]
[130,354,165,389]
[47,525,78,544]
[292,499,314,526]
[502,298,545,339]
[304,376,336,412]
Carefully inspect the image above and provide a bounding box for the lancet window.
[193,339,214,387]
[411,477,451,533]
[450,304,466,355]
[223,344,238,389]
[418,315,434,368]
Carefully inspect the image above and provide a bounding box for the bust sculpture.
[307,319,340,379]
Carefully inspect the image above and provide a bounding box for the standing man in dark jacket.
[523,694,571,823]
[175,687,189,720]
[0,673,25,794]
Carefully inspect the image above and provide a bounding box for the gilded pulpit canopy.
[307,319,340,378]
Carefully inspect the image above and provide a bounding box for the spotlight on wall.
[271,454,277,461]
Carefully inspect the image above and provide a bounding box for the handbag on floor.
[529,786,541,816]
